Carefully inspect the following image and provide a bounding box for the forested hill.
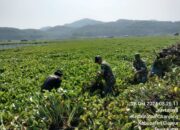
[0,19,180,40]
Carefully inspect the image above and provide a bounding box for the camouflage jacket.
[133,59,147,74]
[100,61,115,84]
[41,75,61,91]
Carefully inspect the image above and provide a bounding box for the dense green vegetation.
[0,36,179,129]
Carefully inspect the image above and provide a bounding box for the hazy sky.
[0,0,180,29]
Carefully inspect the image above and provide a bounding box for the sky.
[0,0,180,29]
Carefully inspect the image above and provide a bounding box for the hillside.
[0,19,180,40]
[64,18,103,28]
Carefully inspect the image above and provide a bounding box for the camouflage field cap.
[135,53,140,57]
[54,70,63,77]
[95,55,102,63]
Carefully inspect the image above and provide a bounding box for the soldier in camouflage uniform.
[150,52,171,77]
[133,53,148,83]
[93,55,116,95]
[41,70,63,92]
[150,52,165,77]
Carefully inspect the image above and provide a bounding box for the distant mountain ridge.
[40,26,51,31]
[64,18,103,28]
[0,19,180,40]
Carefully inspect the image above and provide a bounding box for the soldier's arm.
[100,64,105,75]
[132,61,136,68]
[132,61,137,71]
[139,67,146,72]
[54,79,61,89]
[137,67,146,73]
[141,61,147,71]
